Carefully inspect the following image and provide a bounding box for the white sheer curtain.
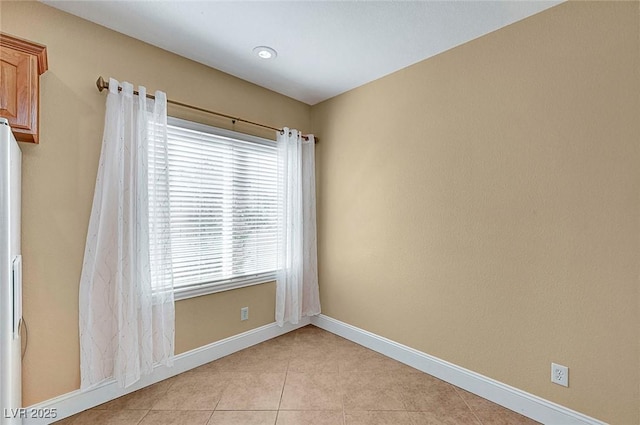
[276,128,321,326]
[79,78,175,390]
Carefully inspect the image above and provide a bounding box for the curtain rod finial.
[96,76,107,92]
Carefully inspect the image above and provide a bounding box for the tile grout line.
[135,409,150,425]
[148,379,173,412]
[203,410,214,425]
[212,368,235,414]
[339,357,347,425]
[452,385,484,425]
[274,352,292,425]
[340,376,346,425]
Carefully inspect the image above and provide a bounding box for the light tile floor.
[54,325,540,425]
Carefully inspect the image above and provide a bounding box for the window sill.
[173,272,277,301]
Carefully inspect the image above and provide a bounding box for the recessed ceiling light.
[253,46,277,60]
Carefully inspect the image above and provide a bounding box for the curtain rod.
[95,76,316,143]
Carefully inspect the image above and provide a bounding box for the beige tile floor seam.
[274,365,290,425]
[452,386,486,425]
[54,325,539,425]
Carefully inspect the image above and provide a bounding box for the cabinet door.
[0,47,38,143]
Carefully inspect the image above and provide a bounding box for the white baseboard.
[310,314,606,425]
[24,314,606,425]
[24,318,309,425]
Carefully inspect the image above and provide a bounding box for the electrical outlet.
[551,363,569,387]
[240,307,249,321]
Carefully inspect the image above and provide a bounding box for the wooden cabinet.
[0,33,47,144]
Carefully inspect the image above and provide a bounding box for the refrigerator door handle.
[12,255,22,340]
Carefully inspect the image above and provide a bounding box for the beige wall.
[312,2,639,424]
[1,1,638,423]
[0,1,310,406]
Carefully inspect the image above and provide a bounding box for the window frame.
[165,117,279,301]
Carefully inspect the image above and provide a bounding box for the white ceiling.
[43,1,562,105]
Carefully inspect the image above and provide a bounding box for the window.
[158,117,278,299]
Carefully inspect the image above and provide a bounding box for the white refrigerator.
[0,118,22,425]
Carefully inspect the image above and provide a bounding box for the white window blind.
[159,117,278,299]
